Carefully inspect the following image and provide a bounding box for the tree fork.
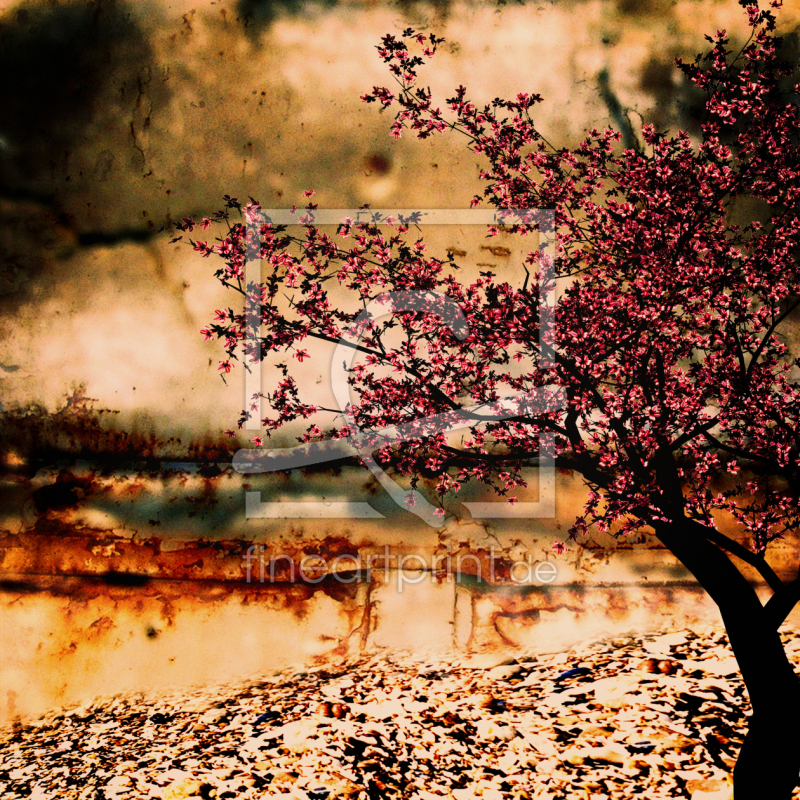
[656,518,800,798]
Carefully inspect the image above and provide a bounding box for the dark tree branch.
[764,565,800,629]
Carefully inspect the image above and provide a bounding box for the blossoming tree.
[178,0,800,796]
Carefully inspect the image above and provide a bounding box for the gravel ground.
[3,624,800,800]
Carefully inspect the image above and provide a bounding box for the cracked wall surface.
[1,0,800,721]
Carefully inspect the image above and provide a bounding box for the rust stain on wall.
[2,0,800,729]
[0,386,234,465]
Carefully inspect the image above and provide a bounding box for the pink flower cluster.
[181,1,800,553]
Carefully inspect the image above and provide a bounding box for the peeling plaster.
[2,0,800,721]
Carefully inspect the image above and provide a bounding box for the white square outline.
[233,208,560,524]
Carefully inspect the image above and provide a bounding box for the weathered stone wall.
[2,0,800,723]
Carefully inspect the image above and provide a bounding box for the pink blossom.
[182,11,800,781]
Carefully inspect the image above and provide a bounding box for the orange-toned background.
[1,0,799,723]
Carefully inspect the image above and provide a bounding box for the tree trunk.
[722,608,800,799]
[734,705,800,798]
[653,519,800,799]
